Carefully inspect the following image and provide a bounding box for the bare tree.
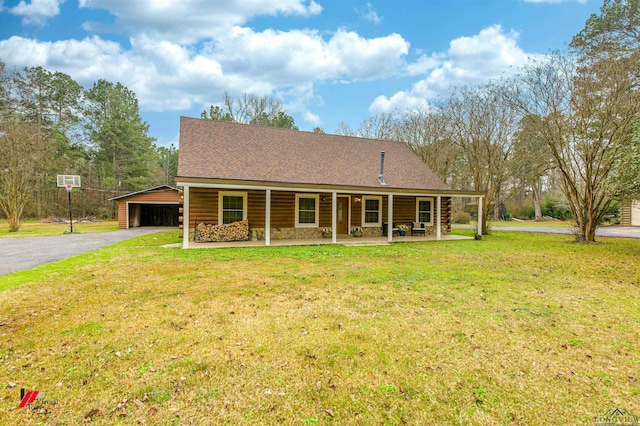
[335,113,398,140]
[444,84,520,233]
[511,115,554,220]
[507,52,640,241]
[202,92,298,129]
[334,122,357,136]
[395,107,460,185]
[0,116,54,231]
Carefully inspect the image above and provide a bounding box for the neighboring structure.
[620,200,640,226]
[109,185,181,229]
[176,117,484,247]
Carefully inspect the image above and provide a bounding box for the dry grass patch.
[1,231,639,425]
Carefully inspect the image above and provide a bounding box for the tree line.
[336,0,640,242]
[0,61,178,231]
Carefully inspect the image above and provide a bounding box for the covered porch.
[179,183,484,248]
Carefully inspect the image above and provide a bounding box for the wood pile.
[195,220,249,242]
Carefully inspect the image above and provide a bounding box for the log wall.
[187,188,452,238]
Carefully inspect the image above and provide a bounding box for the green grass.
[456,220,576,228]
[1,231,639,425]
[0,219,119,237]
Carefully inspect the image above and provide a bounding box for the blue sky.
[0,0,600,147]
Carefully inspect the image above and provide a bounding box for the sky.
[0,0,602,147]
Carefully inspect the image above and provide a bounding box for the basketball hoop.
[57,174,81,233]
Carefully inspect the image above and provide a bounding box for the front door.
[337,196,349,234]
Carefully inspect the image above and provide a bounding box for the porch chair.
[411,222,426,237]
[382,222,399,237]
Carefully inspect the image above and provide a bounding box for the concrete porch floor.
[187,233,472,249]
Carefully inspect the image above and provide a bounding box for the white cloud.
[79,0,322,44]
[370,25,533,115]
[328,30,408,80]
[279,83,322,126]
[9,0,64,25]
[357,2,381,24]
[0,25,409,118]
[209,27,408,83]
[405,52,444,76]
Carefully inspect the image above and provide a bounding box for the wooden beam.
[436,195,441,241]
[388,194,393,243]
[183,185,190,248]
[332,192,337,243]
[265,189,271,246]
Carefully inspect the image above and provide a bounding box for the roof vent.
[378,151,387,186]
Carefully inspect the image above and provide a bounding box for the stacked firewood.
[195,220,249,242]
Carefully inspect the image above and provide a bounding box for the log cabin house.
[176,116,484,247]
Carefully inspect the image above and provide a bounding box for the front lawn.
[1,231,638,424]
[0,220,119,238]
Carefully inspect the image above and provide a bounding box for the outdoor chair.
[411,222,426,236]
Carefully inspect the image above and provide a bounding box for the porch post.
[436,195,441,241]
[477,196,483,236]
[387,194,393,243]
[332,192,337,243]
[182,185,190,248]
[265,189,271,246]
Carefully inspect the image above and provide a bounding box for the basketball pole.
[67,187,73,233]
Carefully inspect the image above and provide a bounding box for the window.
[416,197,434,225]
[362,196,382,226]
[295,194,319,227]
[219,191,247,225]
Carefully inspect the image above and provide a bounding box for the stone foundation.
[362,227,383,237]
[249,227,328,240]
[422,225,449,235]
[246,225,447,240]
[192,224,449,242]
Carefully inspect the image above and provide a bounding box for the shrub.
[452,211,472,224]
[542,197,572,220]
[518,205,536,220]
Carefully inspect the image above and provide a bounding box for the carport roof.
[108,185,178,201]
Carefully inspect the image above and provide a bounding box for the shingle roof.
[108,185,179,201]
[177,116,450,191]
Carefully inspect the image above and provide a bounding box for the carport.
[109,185,181,229]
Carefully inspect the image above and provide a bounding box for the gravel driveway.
[0,227,172,276]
